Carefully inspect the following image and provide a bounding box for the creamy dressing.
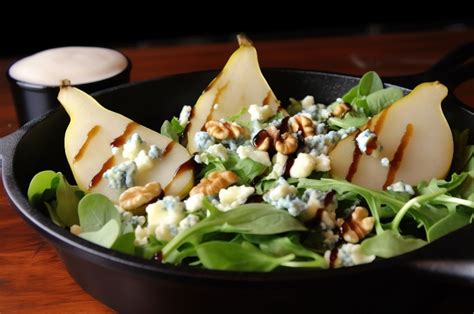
[9,47,128,86]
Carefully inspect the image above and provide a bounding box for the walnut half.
[190,170,238,196]
[289,115,315,137]
[338,206,374,243]
[204,120,247,140]
[119,182,162,214]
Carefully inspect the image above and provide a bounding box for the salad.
[28,38,473,272]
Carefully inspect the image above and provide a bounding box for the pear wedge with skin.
[329,82,453,190]
[58,82,194,203]
[186,35,280,153]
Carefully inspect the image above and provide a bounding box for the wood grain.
[0,30,473,313]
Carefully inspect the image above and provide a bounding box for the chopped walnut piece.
[332,103,351,117]
[189,170,238,196]
[337,206,374,243]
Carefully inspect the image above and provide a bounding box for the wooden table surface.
[0,30,473,313]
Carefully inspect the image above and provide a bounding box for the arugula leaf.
[329,71,402,129]
[80,219,121,249]
[78,194,121,233]
[196,241,294,272]
[255,179,277,194]
[298,178,405,234]
[232,158,269,185]
[136,235,165,260]
[427,208,473,242]
[219,152,269,185]
[259,235,327,268]
[160,117,185,142]
[328,113,368,129]
[361,230,426,258]
[162,203,306,261]
[391,173,472,234]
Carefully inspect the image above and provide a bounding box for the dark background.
[2,17,472,58]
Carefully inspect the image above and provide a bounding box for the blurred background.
[1,17,472,57]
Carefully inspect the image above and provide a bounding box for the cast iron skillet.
[1,43,473,313]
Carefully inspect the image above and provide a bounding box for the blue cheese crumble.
[263,178,308,216]
[146,196,186,241]
[178,105,192,127]
[105,133,163,189]
[248,104,276,121]
[103,161,137,189]
[194,131,215,152]
[380,157,390,167]
[387,181,415,195]
[217,185,255,212]
[178,214,200,232]
[356,129,377,153]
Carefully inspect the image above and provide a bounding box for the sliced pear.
[186,35,280,153]
[330,82,453,190]
[58,81,194,202]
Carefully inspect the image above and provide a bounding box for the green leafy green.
[227,107,248,122]
[287,98,302,115]
[55,173,83,227]
[44,202,64,228]
[78,194,121,233]
[80,219,121,249]
[391,173,471,233]
[77,194,123,248]
[328,113,368,129]
[111,232,136,255]
[341,85,358,104]
[427,208,472,242]
[259,235,327,268]
[255,179,277,194]
[160,117,185,142]
[232,158,269,185]
[162,203,306,262]
[136,235,165,260]
[28,170,58,206]
[361,230,426,258]
[196,241,294,272]
[298,178,405,235]
[366,87,403,115]
[329,71,403,130]
[27,171,83,227]
[358,71,384,97]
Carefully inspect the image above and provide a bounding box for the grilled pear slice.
[58,82,194,203]
[330,82,453,190]
[186,35,280,153]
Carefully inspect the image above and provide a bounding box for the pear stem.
[237,34,253,47]
[60,79,72,88]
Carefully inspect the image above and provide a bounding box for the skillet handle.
[384,41,474,91]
